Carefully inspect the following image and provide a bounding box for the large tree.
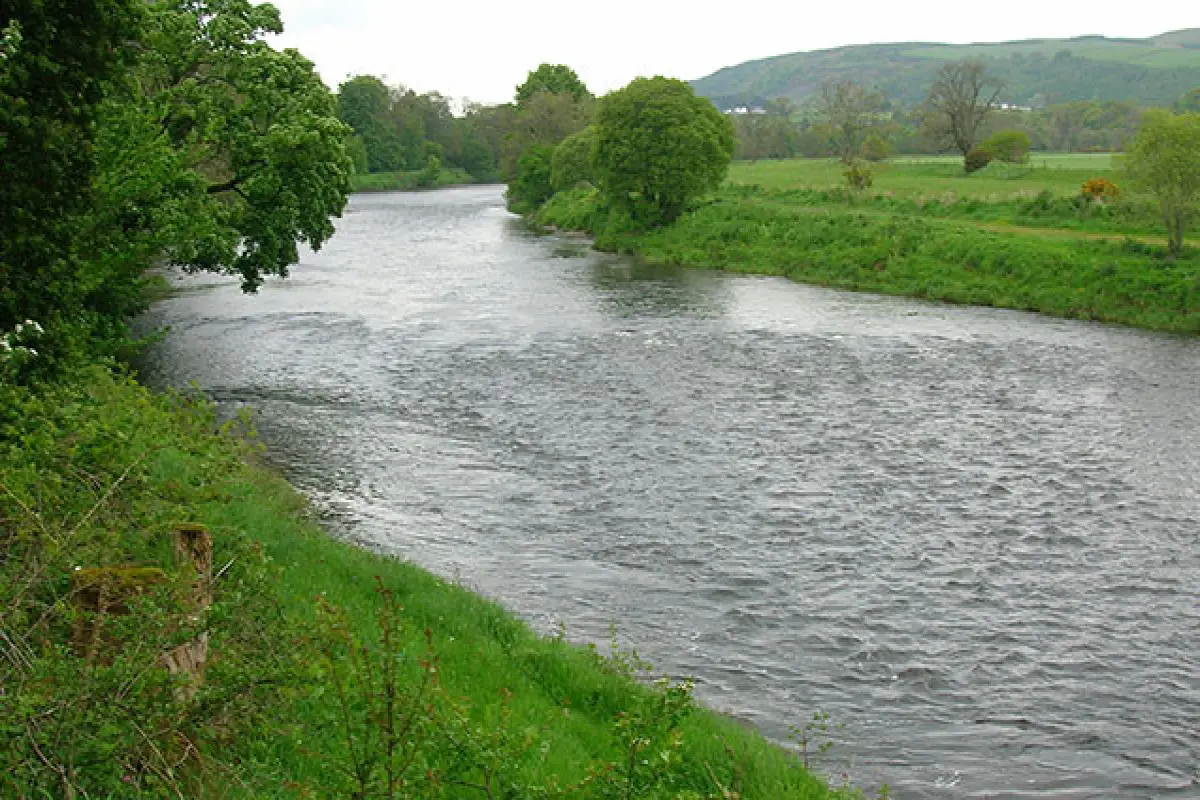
[923,60,1004,166]
[1124,110,1200,259]
[592,77,734,227]
[97,0,352,293]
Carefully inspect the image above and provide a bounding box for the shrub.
[550,126,595,191]
[1080,177,1120,202]
[983,130,1031,164]
[842,159,874,190]
[964,147,993,173]
[505,145,556,214]
[863,134,893,162]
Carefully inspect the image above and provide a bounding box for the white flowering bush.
[0,319,43,382]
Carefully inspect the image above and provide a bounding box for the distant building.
[724,106,768,115]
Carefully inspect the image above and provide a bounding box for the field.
[728,154,1118,199]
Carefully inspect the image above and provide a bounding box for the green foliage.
[964,147,993,173]
[593,77,734,227]
[104,0,353,294]
[1178,88,1200,113]
[862,134,892,162]
[500,90,594,180]
[516,63,592,108]
[551,126,596,190]
[339,75,410,172]
[1124,109,1200,257]
[842,160,874,190]
[983,130,1032,163]
[0,0,143,367]
[507,144,556,214]
[350,166,475,193]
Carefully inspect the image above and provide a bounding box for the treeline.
[334,64,598,187]
[730,90,1199,161]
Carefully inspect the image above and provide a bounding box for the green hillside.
[692,30,1200,109]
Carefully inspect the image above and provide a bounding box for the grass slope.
[691,30,1200,109]
[0,368,848,799]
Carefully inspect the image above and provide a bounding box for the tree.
[499,90,593,179]
[817,80,884,164]
[515,64,591,108]
[97,0,352,292]
[592,77,734,227]
[0,0,143,356]
[923,60,1004,167]
[983,130,1031,163]
[338,76,407,171]
[1124,110,1200,259]
[550,126,595,191]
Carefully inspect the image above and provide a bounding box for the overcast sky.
[267,0,1197,104]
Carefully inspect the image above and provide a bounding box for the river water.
[141,186,1200,798]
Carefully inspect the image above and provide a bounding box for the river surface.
[141,186,1200,798]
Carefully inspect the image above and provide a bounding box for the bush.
[983,130,1031,164]
[842,159,874,190]
[1080,177,1120,202]
[506,145,556,214]
[551,126,596,191]
[863,134,893,162]
[964,147,993,173]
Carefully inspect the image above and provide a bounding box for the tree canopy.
[0,0,352,368]
[592,77,734,227]
[515,64,591,108]
[1124,110,1200,258]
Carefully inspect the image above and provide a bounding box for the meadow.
[727,154,1119,199]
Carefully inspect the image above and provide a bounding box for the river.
[141,186,1200,798]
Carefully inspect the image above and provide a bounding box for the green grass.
[351,167,478,193]
[0,368,848,798]
[727,154,1118,198]
[536,186,1200,334]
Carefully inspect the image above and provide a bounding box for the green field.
[728,154,1118,199]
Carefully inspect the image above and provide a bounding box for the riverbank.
[535,185,1200,333]
[351,166,480,192]
[0,367,851,798]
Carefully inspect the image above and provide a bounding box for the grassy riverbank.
[534,157,1200,333]
[1,368,850,798]
[351,167,478,192]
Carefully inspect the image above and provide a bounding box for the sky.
[267,0,1198,105]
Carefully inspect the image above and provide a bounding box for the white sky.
[268,0,1197,105]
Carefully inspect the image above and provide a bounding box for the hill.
[692,30,1200,110]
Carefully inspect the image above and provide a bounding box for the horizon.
[265,0,1200,103]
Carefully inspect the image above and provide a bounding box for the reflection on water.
[140,186,1200,799]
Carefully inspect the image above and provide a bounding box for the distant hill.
[692,30,1200,110]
